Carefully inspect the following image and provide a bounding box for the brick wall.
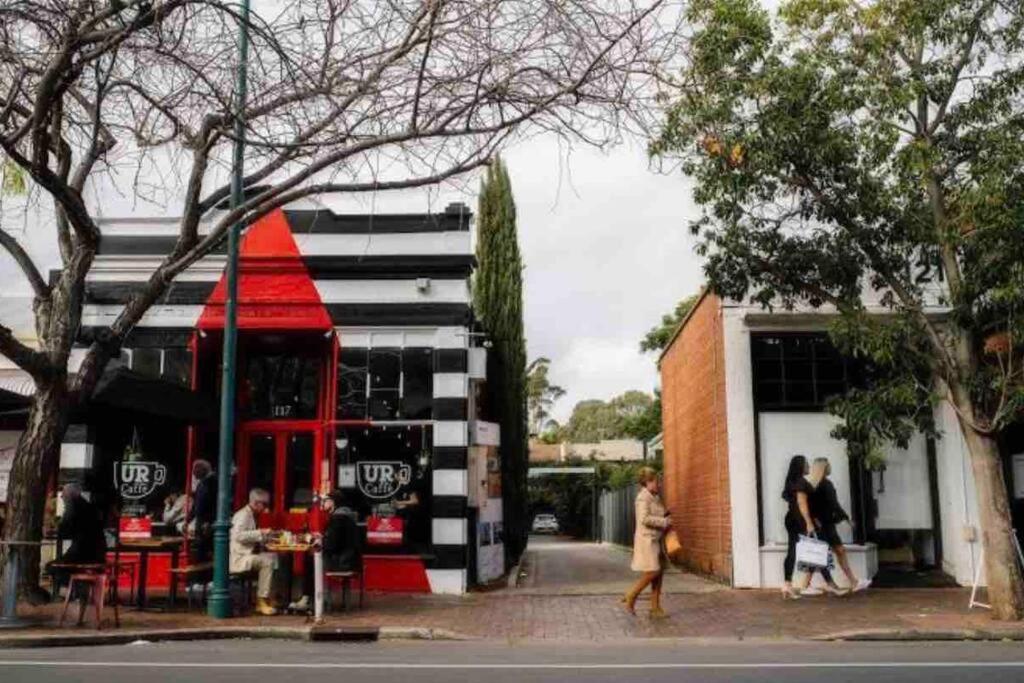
[659,292,732,582]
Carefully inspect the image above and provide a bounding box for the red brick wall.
[659,292,732,582]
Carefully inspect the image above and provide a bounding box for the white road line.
[1,661,1024,670]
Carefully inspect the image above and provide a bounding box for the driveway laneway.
[516,535,724,595]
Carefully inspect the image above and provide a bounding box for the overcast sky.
[0,133,706,423]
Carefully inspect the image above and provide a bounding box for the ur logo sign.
[357,461,411,500]
[114,461,167,501]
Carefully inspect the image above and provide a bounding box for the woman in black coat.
[809,458,871,593]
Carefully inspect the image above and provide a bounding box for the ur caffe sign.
[114,460,167,501]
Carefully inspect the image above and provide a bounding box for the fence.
[598,483,638,548]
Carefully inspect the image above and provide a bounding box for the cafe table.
[264,541,314,609]
[116,536,184,610]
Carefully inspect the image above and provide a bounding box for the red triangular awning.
[197,209,332,331]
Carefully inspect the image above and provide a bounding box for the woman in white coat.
[622,467,671,619]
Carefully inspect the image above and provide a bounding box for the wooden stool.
[325,569,365,611]
[60,571,119,629]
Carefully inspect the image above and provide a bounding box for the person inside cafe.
[187,458,217,562]
[45,483,107,595]
[290,489,363,612]
[394,467,429,549]
[162,490,187,530]
[230,488,280,616]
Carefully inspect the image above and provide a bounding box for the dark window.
[162,348,192,387]
[338,349,369,420]
[401,348,433,419]
[285,433,314,510]
[248,434,277,508]
[369,348,402,420]
[752,333,853,409]
[131,348,161,377]
[243,355,320,419]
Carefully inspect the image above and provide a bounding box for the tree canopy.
[653,0,1024,619]
[562,390,659,443]
[526,357,566,436]
[640,294,700,353]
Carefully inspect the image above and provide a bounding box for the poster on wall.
[486,446,502,499]
[119,517,153,541]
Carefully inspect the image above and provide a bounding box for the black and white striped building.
[46,200,496,594]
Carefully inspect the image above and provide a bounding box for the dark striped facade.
[61,202,481,594]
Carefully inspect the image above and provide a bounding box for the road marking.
[2,661,1024,670]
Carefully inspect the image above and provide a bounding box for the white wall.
[933,398,982,586]
[721,306,762,587]
[757,413,853,545]
[873,433,932,530]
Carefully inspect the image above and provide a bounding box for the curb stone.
[0,624,478,649]
[816,628,1024,642]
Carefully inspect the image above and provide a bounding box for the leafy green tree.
[641,294,700,353]
[526,357,566,435]
[474,157,530,566]
[653,0,1024,618]
[564,391,657,442]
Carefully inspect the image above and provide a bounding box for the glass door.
[237,428,321,524]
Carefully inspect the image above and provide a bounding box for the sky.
[0,133,707,424]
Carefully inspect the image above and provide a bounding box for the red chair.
[60,568,119,629]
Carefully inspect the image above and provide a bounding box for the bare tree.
[0,0,676,593]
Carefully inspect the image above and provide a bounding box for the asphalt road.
[2,639,1024,683]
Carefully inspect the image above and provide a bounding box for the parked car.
[531,513,559,534]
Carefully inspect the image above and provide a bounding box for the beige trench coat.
[631,487,670,572]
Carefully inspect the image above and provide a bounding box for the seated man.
[46,483,107,597]
[291,489,363,612]
[230,488,279,616]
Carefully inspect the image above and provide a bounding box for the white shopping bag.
[795,535,830,569]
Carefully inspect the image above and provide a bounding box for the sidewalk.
[2,587,1022,646]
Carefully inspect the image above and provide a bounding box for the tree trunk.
[954,397,1024,620]
[0,378,70,597]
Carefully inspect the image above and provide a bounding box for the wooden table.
[265,543,313,607]
[117,537,184,610]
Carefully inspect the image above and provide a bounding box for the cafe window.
[752,333,851,410]
[369,348,401,420]
[162,348,192,387]
[336,425,433,552]
[339,349,369,420]
[248,434,277,504]
[243,354,320,420]
[337,347,434,421]
[284,433,314,511]
[130,348,162,377]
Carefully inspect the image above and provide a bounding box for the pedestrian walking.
[808,457,871,593]
[622,467,671,619]
[781,455,816,600]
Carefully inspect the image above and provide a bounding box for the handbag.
[795,534,830,569]
[662,529,684,564]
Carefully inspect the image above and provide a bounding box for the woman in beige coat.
[623,467,671,618]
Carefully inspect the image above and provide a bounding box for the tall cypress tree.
[474,157,529,566]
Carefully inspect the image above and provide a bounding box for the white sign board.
[0,446,14,503]
[338,465,356,489]
[1013,454,1024,500]
[472,421,500,447]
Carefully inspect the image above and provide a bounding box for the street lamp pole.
[208,0,251,619]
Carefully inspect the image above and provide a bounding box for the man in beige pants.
[230,488,279,616]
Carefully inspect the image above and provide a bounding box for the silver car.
[531,514,559,534]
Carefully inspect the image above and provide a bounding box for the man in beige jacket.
[230,488,279,616]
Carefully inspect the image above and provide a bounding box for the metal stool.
[60,570,119,629]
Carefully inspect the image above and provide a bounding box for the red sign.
[119,517,152,541]
[367,516,404,545]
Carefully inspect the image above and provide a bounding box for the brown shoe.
[621,594,637,615]
[649,607,669,620]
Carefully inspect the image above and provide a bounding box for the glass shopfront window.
[336,425,433,552]
[242,353,320,420]
[337,347,433,421]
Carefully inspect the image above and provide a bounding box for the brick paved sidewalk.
[4,587,1021,643]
